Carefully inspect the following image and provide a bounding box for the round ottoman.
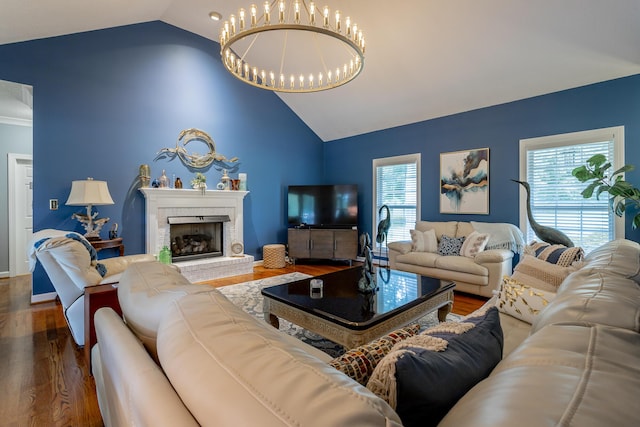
[263,244,286,268]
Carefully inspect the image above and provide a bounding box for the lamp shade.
[66,178,114,206]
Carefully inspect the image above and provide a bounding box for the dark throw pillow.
[366,307,503,427]
[437,235,465,256]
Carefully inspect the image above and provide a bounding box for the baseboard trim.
[0,271,8,279]
[31,291,57,304]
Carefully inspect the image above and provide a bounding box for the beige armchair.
[29,229,154,346]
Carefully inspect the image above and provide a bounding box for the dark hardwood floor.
[0,263,487,426]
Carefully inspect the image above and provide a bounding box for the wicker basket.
[263,244,286,268]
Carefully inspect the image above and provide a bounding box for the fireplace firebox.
[168,215,230,261]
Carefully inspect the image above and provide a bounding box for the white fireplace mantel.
[139,187,249,257]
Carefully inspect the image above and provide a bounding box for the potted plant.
[572,154,640,228]
[190,172,207,194]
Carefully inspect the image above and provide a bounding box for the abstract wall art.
[440,148,489,214]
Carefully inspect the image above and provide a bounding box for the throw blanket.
[29,230,107,277]
[471,222,525,254]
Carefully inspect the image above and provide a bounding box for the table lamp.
[66,177,115,240]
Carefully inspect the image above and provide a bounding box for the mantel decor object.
[190,172,208,194]
[156,128,239,171]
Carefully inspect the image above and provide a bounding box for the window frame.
[372,153,421,253]
[518,126,625,249]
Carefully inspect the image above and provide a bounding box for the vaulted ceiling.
[2,0,640,141]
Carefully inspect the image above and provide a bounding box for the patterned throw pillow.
[459,231,490,258]
[525,241,584,267]
[329,324,420,385]
[410,228,438,252]
[495,276,556,324]
[511,254,576,292]
[366,308,503,427]
[437,235,465,256]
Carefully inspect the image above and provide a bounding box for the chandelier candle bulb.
[230,15,236,34]
[264,2,270,24]
[294,0,301,23]
[346,16,351,36]
[335,10,341,32]
[279,0,285,23]
[309,2,316,24]
[250,4,257,26]
[323,6,330,27]
[239,8,245,30]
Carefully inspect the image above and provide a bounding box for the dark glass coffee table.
[261,266,455,349]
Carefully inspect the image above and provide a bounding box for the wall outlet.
[49,199,58,210]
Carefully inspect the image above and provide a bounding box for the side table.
[84,283,121,373]
[89,237,124,256]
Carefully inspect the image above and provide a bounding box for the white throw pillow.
[495,276,556,324]
[459,231,490,257]
[410,228,438,252]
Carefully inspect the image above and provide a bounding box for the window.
[373,154,421,252]
[519,126,624,253]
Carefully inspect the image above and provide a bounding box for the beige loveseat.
[388,221,523,297]
[92,239,640,426]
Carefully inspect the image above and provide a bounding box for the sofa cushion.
[495,276,556,324]
[459,231,490,257]
[455,221,475,237]
[435,255,488,276]
[531,267,640,334]
[415,221,458,241]
[367,307,503,427]
[439,323,640,427]
[329,324,420,385]
[395,251,440,268]
[117,261,211,360]
[410,228,438,252]
[438,235,466,256]
[158,291,403,427]
[511,254,576,292]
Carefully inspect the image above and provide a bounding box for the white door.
[9,153,33,277]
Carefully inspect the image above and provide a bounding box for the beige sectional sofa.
[92,239,640,426]
[388,221,523,297]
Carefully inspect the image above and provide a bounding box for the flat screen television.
[287,184,358,228]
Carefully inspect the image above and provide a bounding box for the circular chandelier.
[219,0,366,93]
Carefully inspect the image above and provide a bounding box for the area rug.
[218,272,462,358]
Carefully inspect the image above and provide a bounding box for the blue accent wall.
[324,75,640,245]
[0,22,323,294]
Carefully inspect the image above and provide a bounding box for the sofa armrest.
[388,241,412,255]
[99,254,156,279]
[474,249,513,264]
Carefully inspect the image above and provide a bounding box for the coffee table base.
[264,289,453,349]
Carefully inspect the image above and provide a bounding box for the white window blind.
[373,154,421,251]
[520,127,624,253]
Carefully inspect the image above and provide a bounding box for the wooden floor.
[0,263,486,426]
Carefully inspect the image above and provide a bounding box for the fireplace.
[139,188,254,282]
[168,215,229,261]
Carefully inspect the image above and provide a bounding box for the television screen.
[287,184,358,228]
